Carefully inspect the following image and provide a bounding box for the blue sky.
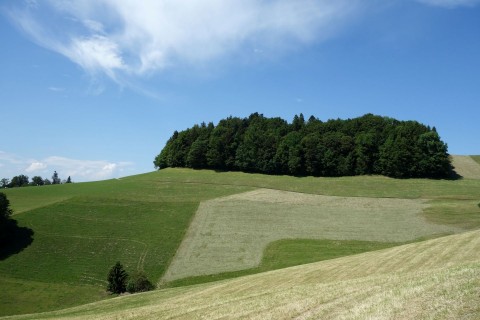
[1,0,479,182]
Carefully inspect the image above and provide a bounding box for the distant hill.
[155,113,453,179]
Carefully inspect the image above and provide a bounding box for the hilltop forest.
[154,113,452,179]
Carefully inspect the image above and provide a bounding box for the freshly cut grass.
[163,189,459,281]
[451,155,480,179]
[167,239,400,288]
[5,229,480,320]
[472,155,480,165]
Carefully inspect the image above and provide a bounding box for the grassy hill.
[4,229,480,319]
[1,162,480,317]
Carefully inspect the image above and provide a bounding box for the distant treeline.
[154,113,453,179]
[1,171,71,188]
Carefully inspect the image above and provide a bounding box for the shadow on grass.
[0,220,34,261]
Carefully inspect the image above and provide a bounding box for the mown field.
[1,158,480,317]
[471,155,480,165]
[163,189,458,281]
[4,229,480,320]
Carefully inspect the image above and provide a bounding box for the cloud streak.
[416,0,480,8]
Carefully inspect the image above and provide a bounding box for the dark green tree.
[9,175,29,188]
[319,132,355,176]
[274,131,303,175]
[66,176,72,184]
[0,192,13,221]
[107,262,128,294]
[187,138,209,168]
[291,113,305,131]
[0,178,9,188]
[31,176,45,186]
[415,131,452,178]
[301,133,322,176]
[0,192,14,243]
[52,171,61,185]
[207,117,246,169]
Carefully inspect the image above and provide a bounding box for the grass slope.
[471,155,480,165]
[1,168,479,316]
[451,155,480,179]
[0,174,251,316]
[4,229,480,320]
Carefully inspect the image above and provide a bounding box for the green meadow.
[1,157,480,318]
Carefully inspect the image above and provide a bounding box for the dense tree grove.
[154,113,453,179]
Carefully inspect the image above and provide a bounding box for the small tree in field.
[107,262,128,294]
[52,171,61,185]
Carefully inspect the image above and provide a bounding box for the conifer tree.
[107,262,128,294]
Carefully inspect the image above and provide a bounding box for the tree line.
[1,171,72,188]
[154,113,454,179]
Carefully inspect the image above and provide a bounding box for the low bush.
[126,271,155,293]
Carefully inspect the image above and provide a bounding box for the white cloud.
[41,156,132,181]
[25,161,47,172]
[0,151,133,181]
[9,0,362,87]
[416,0,480,7]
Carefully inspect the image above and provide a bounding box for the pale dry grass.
[163,189,459,281]
[451,155,480,179]
[6,229,480,320]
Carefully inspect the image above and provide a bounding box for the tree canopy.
[154,113,453,179]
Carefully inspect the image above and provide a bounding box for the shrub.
[126,271,155,293]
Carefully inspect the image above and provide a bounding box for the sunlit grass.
[5,230,480,320]
[1,168,479,317]
[164,189,458,281]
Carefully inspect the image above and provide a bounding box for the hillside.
[4,229,480,319]
[1,165,479,317]
[451,155,480,179]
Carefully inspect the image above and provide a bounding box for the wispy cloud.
[0,151,133,182]
[48,86,65,92]
[8,0,362,89]
[416,0,480,8]
[7,1,478,94]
